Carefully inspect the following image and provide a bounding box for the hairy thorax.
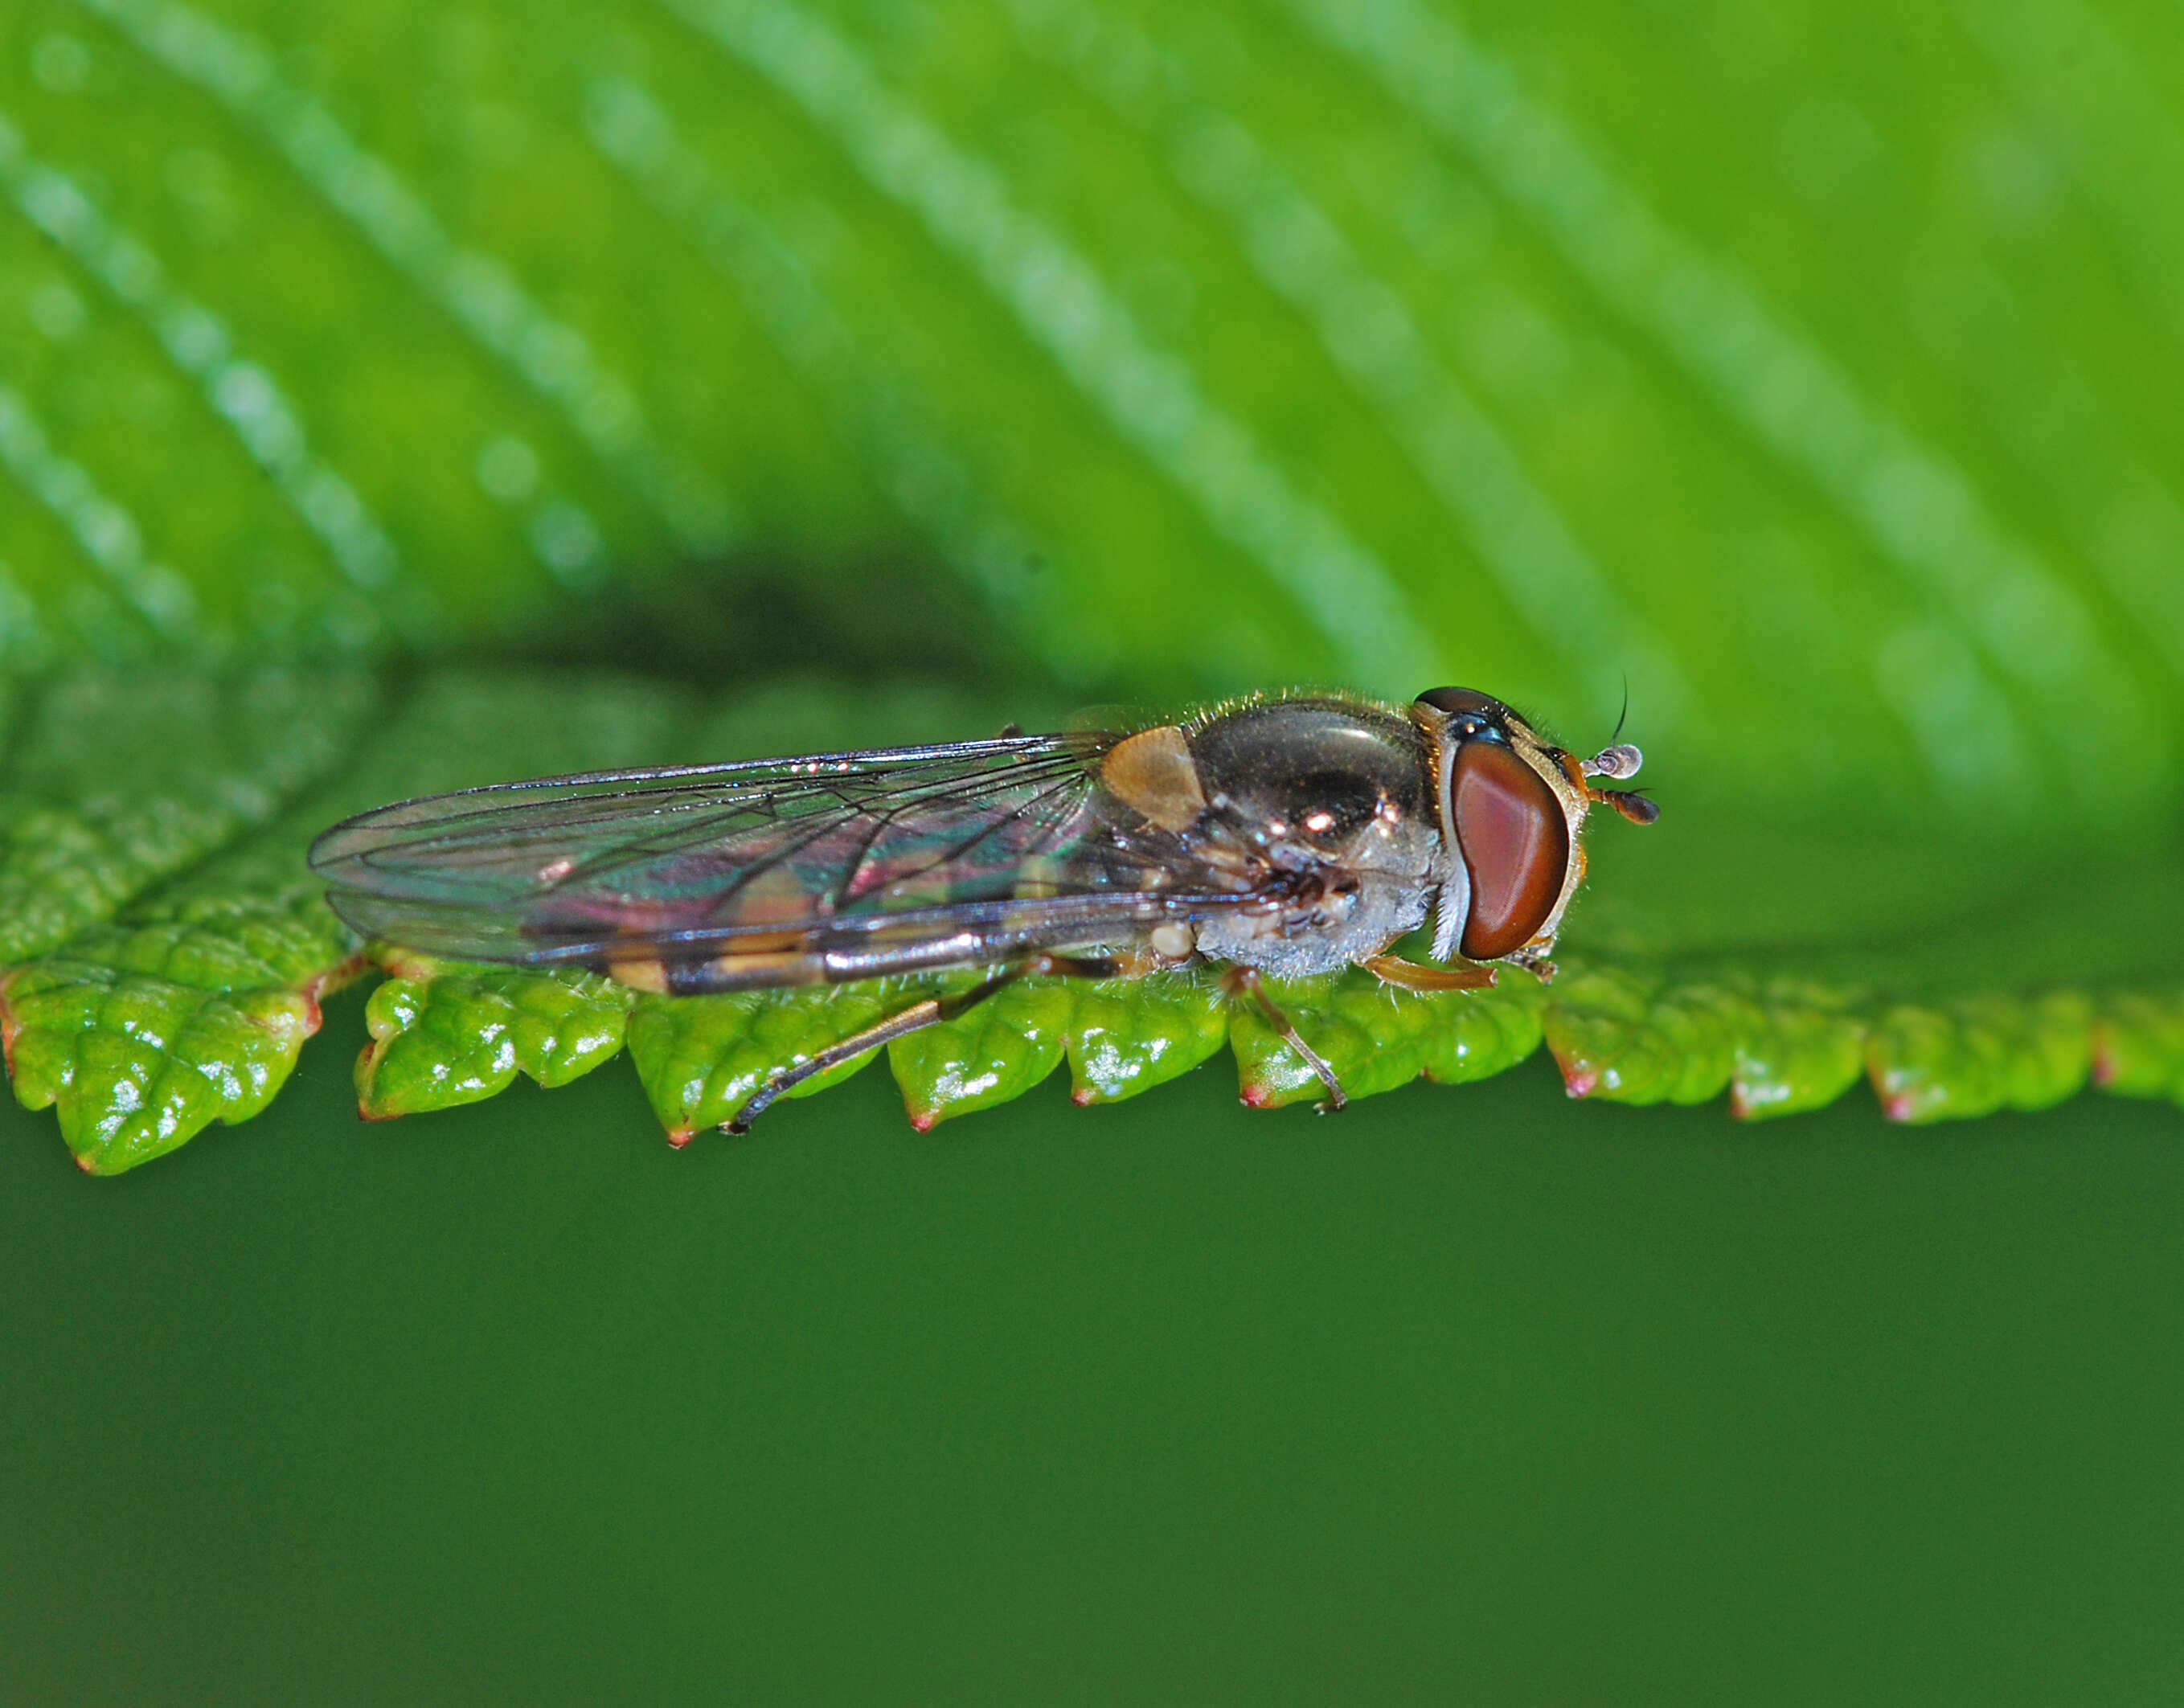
[1105,697,1448,979]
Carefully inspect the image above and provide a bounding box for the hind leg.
[726,952,1127,1133]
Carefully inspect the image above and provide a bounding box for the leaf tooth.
[1865,991,2096,1126]
[1063,973,1227,1106]
[1865,1004,2010,1124]
[1728,991,1867,1123]
[2092,991,2184,1104]
[626,985,898,1141]
[352,965,633,1120]
[1542,961,1660,1101]
[890,979,1074,1128]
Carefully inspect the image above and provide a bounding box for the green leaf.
[1863,991,2095,1124]
[890,977,1079,1128]
[625,982,906,1141]
[0,666,691,1169]
[0,819,355,1172]
[1229,969,1548,1110]
[2093,993,2184,1105]
[1063,973,1230,1106]
[2,963,318,1173]
[0,0,2176,812]
[1,1,2182,1165]
[1543,965,1875,1120]
[355,959,636,1119]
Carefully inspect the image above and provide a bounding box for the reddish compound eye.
[1451,740,1571,960]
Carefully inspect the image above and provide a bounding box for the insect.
[310,687,1655,1129]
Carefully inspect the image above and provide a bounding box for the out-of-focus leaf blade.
[0,669,375,961]
[0,0,2175,824]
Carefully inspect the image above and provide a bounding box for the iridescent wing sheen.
[309,734,1262,977]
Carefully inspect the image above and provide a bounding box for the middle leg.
[1222,965,1348,1111]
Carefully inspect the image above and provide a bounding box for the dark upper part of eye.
[1415,686,1511,727]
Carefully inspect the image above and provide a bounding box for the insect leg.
[725,952,1129,1133]
[1222,967,1348,1112]
[1355,954,1497,993]
[1501,946,1558,982]
[727,994,956,1134]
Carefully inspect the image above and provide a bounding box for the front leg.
[1355,954,1497,993]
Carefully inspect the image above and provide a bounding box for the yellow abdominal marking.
[707,948,826,985]
[1010,855,1067,900]
[608,957,670,993]
[1100,724,1207,832]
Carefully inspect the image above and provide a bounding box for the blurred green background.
[4,0,2183,1695]
[10,1035,2184,1702]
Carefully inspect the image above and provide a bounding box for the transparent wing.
[309,733,1260,975]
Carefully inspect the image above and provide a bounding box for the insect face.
[1411,686,1650,966]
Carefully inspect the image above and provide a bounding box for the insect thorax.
[1168,697,1444,978]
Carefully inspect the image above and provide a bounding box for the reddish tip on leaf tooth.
[1547,1042,1596,1097]
[1071,1087,1094,1106]
[1883,1093,1917,1121]
[355,1102,401,1123]
[301,955,363,1014]
[1239,1083,1272,1108]
[665,1128,695,1149]
[2090,1042,2116,1087]
[908,1110,938,1133]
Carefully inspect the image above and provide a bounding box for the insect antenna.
[1598,787,1659,825]
[1580,680,1642,782]
[1581,742,1645,781]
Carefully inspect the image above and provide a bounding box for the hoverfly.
[310,687,1655,1128]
